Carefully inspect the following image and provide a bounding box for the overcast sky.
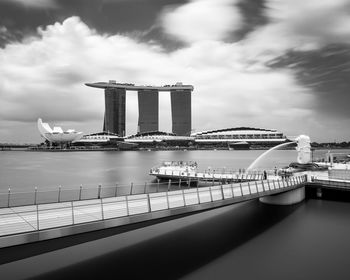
[0,0,349,143]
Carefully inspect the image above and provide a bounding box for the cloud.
[2,0,349,142]
[0,15,318,142]
[242,0,350,62]
[0,0,58,9]
[160,0,242,44]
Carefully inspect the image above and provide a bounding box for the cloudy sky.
[0,0,349,143]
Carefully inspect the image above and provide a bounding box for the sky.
[0,0,349,143]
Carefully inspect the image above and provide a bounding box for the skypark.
[85,81,194,91]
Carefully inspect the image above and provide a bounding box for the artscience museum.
[37,118,83,143]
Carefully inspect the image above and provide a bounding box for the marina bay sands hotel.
[85,81,194,136]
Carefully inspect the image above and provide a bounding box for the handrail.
[0,176,307,237]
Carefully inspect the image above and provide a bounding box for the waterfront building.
[75,132,123,144]
[124,131,194,145]
[37,118,83,143]
[191,127,288,148]
[85,81,194,136]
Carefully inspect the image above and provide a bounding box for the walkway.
[0,175,307,247]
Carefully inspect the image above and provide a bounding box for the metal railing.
[0,175,307,237]
[0,180,203,208]
[311,178,350,189]
[149,168,264,180]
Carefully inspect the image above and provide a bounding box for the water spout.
[247,141,296,171]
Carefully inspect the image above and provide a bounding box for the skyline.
[1,0,350,142]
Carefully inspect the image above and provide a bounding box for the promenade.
[0,175,306,247]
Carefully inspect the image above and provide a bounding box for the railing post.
[261,181,265,192]
[278,179,281,189]
[130,182,134,195]
[125,196,130,216]
[157,179,160,192]
[36,204,40,230]
[115,183,118,197]
[144,182,147,194]
[255,181,259,193]
[247,182,252,195]
[178,179,181,189]
[188,178,191,188]
[71,201,75,224]
[220,184,225,199]
[166,191,170,209]
[273,180,276,189]
[267,180,271,190]
[7,187,11,208]
[98,184,102,199]
[239,183,243,196]
[182,190,186,206]
[101,198,104,220]
[196,187,200,204]
[34,187,38,205]
[79,185,82,200]
[147,194,152,212]
[58,185,61,203]
[168,179,171,191]
[209,187,213,202]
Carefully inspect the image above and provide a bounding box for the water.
[1,149,350,279]
[0,149,331,191]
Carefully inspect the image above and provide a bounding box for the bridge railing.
[149,168,265,180]
[0,175,307,237]
[0,180,200,208]
[311,178,350,189]
[0,172,268,209]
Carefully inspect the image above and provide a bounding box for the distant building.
[75,132,123,144]
[85,81,194,136]
[192,127,288,147]
[37,118,83,143]
[124,131,194,144]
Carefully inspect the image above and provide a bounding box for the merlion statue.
[295,135,311,164]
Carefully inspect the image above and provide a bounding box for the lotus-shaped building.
[37,118,83,143]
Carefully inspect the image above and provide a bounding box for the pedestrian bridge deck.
[0,175,307,247]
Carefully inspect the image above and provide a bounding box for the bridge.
[0,175,307,248]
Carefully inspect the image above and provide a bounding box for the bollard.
[58,185,61,203]
[34,187,38,205]
[79,185,82,200]
[98,184,102,199]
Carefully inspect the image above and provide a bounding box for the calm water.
[0,149,334,191]
[1,149,350,279]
